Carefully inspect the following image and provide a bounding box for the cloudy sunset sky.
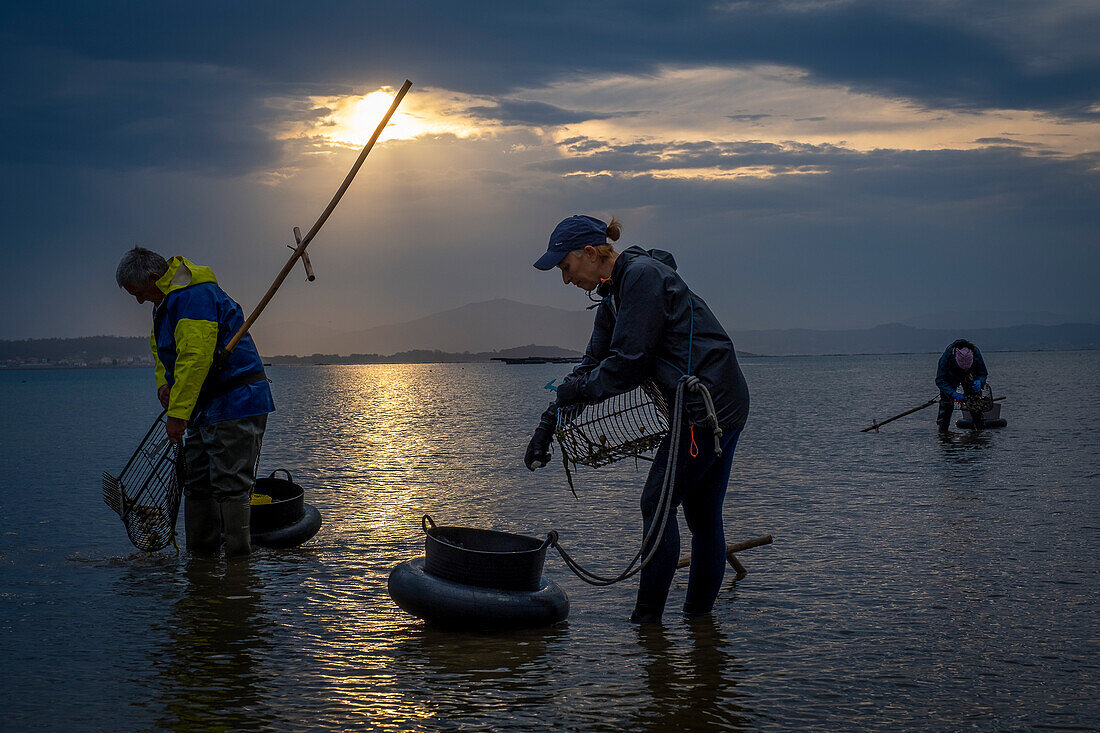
[1,1,1097,345]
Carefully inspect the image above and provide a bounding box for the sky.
[1,0,1097,344]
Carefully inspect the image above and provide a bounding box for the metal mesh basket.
[555,382,670,470]
[102,411,183,552]
[964,383,994,415]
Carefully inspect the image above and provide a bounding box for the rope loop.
[684,376,723,457]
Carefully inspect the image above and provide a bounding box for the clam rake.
[102,410,184,552]
[553,382,671,497]
[555,383,670,464]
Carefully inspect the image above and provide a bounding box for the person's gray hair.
[116,247,168,289]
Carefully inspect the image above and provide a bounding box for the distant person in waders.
[523,215,750,623]
[116,247,274,559]
[936,339,988,432]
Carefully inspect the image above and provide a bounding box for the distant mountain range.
[898,309,1081,330]
[3,300,1098,366]
[729,322,1100,356]
[251,299,1100,357]
[250,299,594,356]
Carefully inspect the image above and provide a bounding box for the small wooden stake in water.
[677,535,773,580]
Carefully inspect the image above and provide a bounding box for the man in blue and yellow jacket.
[117,247,274,558]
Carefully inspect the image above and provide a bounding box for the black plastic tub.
[251,469,322,548]
[422,515,555,592]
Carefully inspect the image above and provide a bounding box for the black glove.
[554,379,582,407]
[524,406,558,471]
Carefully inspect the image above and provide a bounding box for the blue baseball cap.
[533,215,608,270]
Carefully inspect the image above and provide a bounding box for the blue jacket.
[563,246,750,431]
[935,339,988,397]
[151,257,274,426]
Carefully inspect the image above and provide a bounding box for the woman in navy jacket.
[525,215,749,623]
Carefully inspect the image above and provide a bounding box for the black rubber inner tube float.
[251,469,322,548]
[388,515,569,629]
[956,418,1008,429]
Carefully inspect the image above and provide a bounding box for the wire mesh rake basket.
[102,411,184,552]
[555,382,671,472]
[964,383,995,415]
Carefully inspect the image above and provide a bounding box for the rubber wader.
[185,496,222,555]
[219,498,252,559]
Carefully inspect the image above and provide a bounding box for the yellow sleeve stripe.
[168,318,219,420]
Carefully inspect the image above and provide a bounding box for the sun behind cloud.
[306,87,486,147]
[330,89,421,144]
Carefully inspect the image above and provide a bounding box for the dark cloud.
[541,137,1100,218]
[466,100,621,126]
[546,138,851,176]
[0,45,293,174]
[3,1,1096,110]
[558,137,608,152]
[972,136,1041,148]
[1,1,1096,176]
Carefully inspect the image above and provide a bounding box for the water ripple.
[0,354,1097,730]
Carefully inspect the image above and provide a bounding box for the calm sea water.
[1,352,1097,731]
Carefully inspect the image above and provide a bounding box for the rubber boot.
[185,497,222,556]
[219,498,252,560]
[682,601,715,617]
[630,602,664,625]
[936,397,953,433]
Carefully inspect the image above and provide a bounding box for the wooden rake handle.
[224,79,413,355]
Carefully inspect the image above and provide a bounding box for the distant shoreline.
[4,321,1097,367]
[4,347,1097,372]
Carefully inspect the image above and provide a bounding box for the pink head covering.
[954,347,974,370]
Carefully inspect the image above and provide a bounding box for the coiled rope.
[551,374,722,586]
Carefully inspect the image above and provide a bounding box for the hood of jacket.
[617,245,677,272]
[598,246,677,297]
[155,256,218,296]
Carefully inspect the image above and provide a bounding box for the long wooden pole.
[860,397,937,432]
[224,79,413,355]
[861,395,1006,432]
